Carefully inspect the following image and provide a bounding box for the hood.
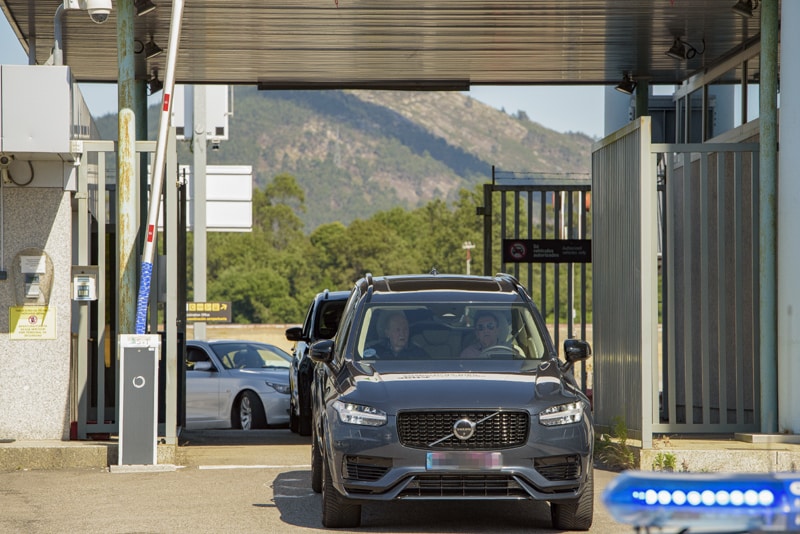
[345,367,576,413]
[230,367,289,384]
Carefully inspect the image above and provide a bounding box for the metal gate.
[591,117,761,448]
[480,166,592,393]
[72,137,186,441]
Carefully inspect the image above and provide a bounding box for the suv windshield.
[355,301,547,362]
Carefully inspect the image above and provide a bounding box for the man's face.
[386,315,409,351]
[475,316,498,348]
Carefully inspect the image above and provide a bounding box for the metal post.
[117,0,138,335]
[777,0,800,433]
[192,85,208,341]
[462,241,475,275]
[759,0,779,434]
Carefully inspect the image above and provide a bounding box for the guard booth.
[479,166,592,395]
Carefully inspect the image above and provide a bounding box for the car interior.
[357,305,546,361]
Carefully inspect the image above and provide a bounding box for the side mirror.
[563,339,592,364]
[192,360,214,372]
[309,339,335,365]
[285,326,304,342]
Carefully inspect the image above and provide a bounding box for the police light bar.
[602,470,800,532]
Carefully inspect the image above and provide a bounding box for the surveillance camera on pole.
[63,0,113,24]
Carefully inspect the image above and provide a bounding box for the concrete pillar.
[777,0,800,433]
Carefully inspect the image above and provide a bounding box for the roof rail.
[495,272,521,287]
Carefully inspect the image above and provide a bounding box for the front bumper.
[324,413,593,503]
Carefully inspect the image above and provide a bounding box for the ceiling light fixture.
[144,38,163,59]
[135,0,157,16]
[666,38,705,61]
[615,73,637,95]
[732,0,758,17]
[148,68,163,94]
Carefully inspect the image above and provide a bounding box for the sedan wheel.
[233,391,267,430]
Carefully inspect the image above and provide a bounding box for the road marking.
[198,464,311,470]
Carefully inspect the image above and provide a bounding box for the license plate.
[426,451,502,470]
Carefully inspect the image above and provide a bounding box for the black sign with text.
[503,239,592,263]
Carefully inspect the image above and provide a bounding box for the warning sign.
[9,306,57,340]
[502,239,592,263]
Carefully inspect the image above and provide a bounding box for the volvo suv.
[285,289,349,435]
[309,272,594,530]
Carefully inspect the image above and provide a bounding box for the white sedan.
[185,340,291,430]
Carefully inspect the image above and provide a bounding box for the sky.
[0,15,606,139]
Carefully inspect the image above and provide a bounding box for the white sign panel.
[157,165,253,232]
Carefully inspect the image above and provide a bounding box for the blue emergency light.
[602,470,800,532]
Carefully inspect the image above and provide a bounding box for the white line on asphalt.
[198,464,311,470]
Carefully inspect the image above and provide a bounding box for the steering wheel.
[480,344,522,359]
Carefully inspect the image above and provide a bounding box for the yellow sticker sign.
[9,306,56,340]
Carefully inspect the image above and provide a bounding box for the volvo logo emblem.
[453,418,476,440]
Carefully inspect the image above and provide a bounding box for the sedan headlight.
[333,400,387,426]
[265,381,290,395]
[538,401,584,426]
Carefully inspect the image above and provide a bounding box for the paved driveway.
[1,429,630,533]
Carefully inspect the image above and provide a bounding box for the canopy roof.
[1,0,764,88]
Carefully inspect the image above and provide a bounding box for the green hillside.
[96,87,593,231]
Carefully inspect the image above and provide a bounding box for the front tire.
[289,402,299,433]
[321,451,361,528]
[550,464,594,531]
[311,422,323,493]
[233,391,266,430]
[297,380,313,436]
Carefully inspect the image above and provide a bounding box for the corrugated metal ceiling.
[0,0,764,88]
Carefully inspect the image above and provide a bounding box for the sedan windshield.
[210,343,292,370]
[355,302,548,362]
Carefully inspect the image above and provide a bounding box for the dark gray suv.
[285,289,349,435]
[309,272,594,530]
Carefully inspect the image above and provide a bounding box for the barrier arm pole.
[135,0,185,335]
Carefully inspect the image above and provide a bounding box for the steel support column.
[759,0,779,434]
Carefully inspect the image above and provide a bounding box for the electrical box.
[172,84,230,142]
[0,65,91,158]
[72,265,98,301]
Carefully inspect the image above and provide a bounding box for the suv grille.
[399,475,528,498]
[397,411,529,450]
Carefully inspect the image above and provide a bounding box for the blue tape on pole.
[135,261,153,335]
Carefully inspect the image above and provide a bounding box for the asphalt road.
[0,429,631,533]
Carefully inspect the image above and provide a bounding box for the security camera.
[0,155,11,169]
[210,140,221,151]
[82,0,112,24]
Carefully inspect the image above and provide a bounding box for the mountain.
[96,87,594,231]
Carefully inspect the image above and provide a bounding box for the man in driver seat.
[460,310,518,358]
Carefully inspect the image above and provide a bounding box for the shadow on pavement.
[178,428,309,447]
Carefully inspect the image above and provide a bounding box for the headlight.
[538,401,584,426]
[333,400,387,426]
[265,381,290,394]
